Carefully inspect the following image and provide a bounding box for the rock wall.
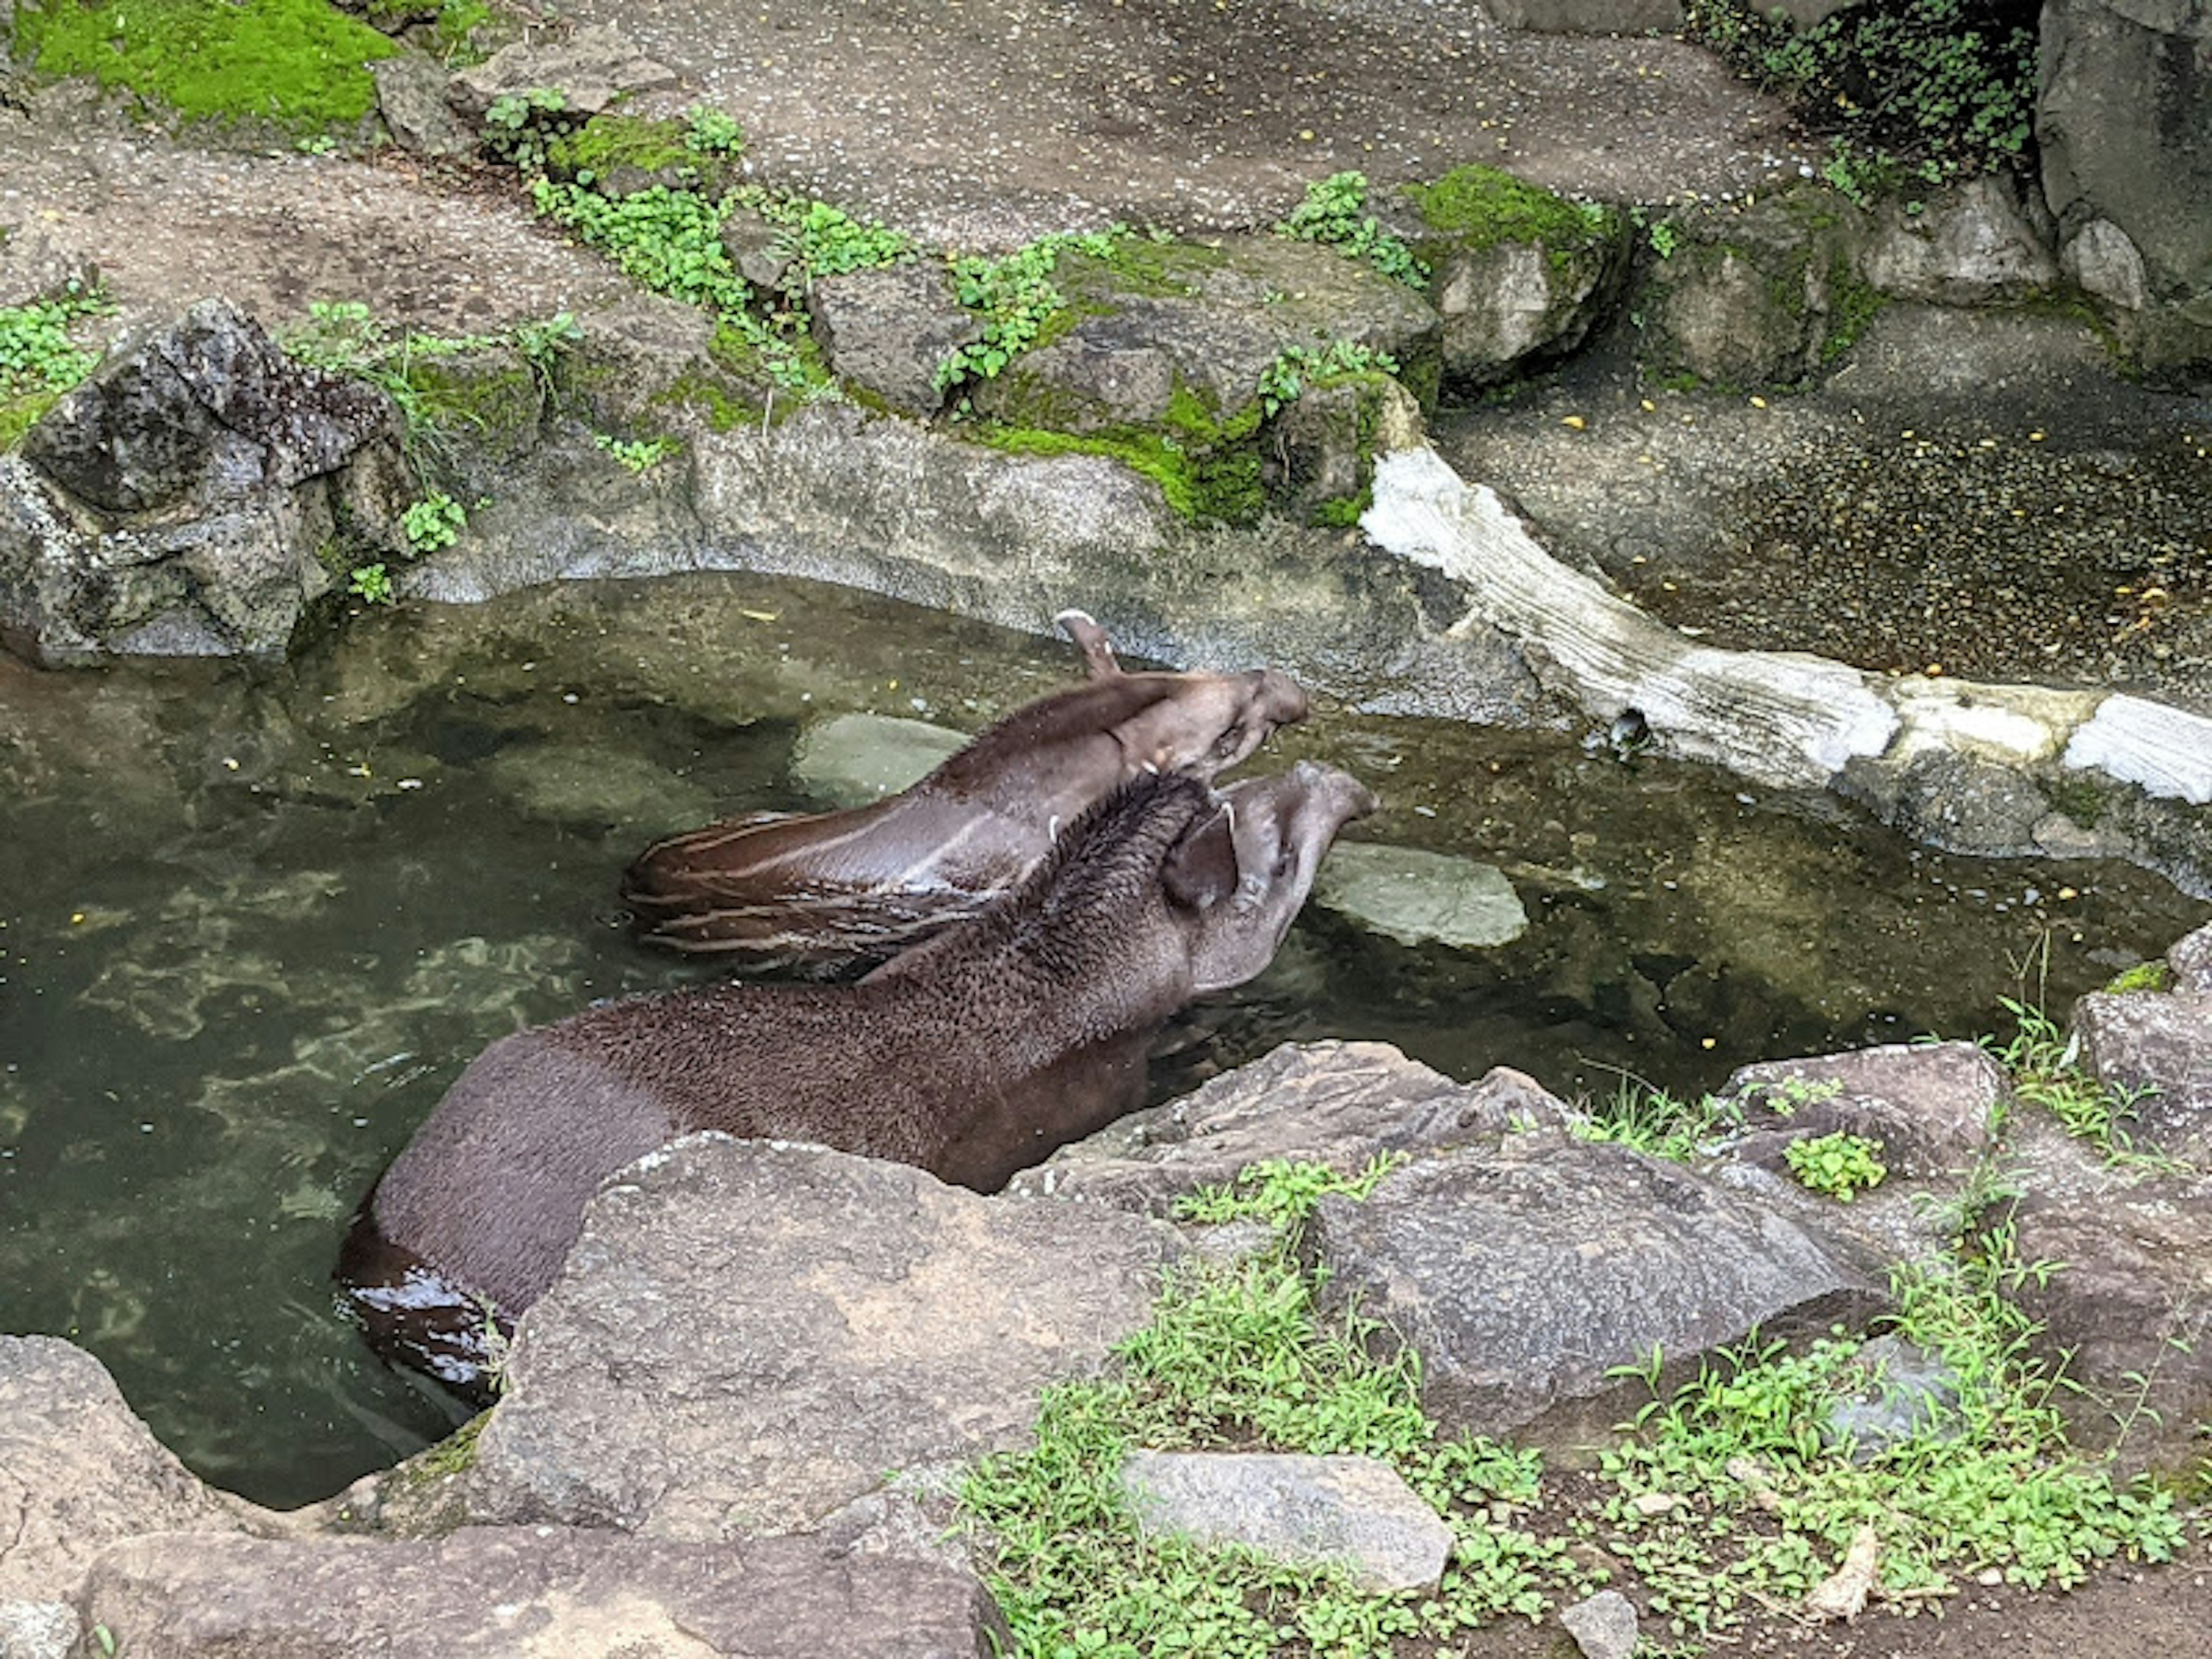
[2040,0,2212,384]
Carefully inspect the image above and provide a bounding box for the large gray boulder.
[0,1337,260,1604]
[2039,0,2212,384]
[1303,1132,1879,1439]
[430,1135,1180,1539]
[81,1527,1008,1658]
[1861,174,2058,306]
[0,298,409,662]
[1006,1040,1574,1214]
[2006,1118,2212,1475]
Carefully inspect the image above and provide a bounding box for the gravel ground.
[1435,305,2212,710]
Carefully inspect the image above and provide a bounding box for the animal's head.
[1002,762,1374,1000]
[1107,666,1310,783]
[1158,760,1377,992]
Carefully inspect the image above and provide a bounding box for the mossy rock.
[543,112,740,200]
[399,343,548,472]
[1399,165,1628,390]
[957,228,1439,525]
[14,0,397,135]
[1634,184,1876,389]
[1263,373,1421,529]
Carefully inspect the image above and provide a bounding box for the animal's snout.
[1288,759,1380,820]
[1249,669,1310,729]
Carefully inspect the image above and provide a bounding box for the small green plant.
[432,0,492,65]
[594,431,679,474]
[402,492,465,554]
[482,86,575,175]
[738,194,914,284]
[294,134,338,156]
[1275,172,1427,288]
[1174,1154,1404,1228]
[0,283,113,448]
[684,105,745,157]
[1575,1083,1743,1162]
[528,179,826,394]
[935,228,1131,389]
[347,562,395,605]
[1783,1131,1888,1200]
[1255,339,1401,418]
[1683,0,2036,194]
[1649,218,1681,259]
[1989,994,2168,1163]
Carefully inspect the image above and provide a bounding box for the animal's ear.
[1054,609,1123,680]
[1159,804,1239,910]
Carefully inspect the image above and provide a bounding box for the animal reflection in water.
[622,610,1310,972]
[340,763,1376,1393]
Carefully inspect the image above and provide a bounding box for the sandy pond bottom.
[1,573,2202,1508]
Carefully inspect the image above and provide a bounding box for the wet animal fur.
[620,618,1309,971]
[355,765,1371,1335]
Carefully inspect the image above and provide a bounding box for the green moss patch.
[1404,164,1615,254]
[16,0,396,130]
[975,418,1264,525]
[541,112,746,200]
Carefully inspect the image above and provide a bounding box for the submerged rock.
[789,711,969,807]
[1313,842,1529,949]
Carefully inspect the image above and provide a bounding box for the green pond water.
[1,572,2203,1509]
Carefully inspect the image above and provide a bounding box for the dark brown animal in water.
[620,611,1310,971]
[340,761,1376,1392]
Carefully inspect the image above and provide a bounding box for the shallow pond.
[2,573,2203,1508]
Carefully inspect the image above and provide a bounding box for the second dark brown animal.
[621,611,1310,971]
[340,761,1376,1392]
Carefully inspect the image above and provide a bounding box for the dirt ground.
[3,3,2209,1650]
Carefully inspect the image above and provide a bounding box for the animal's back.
[369,981,960,1311]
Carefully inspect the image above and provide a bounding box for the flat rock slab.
[1725,1040,2006,1178]
[81,1525,1007,1658]
[452,1136,1181,1537]
[1007,1040,1573,1214]
[1305,1132,1878,1438]
[0,1337,256,1602]
[1313,843,1529,949]
[2069,986,2212,1157]
[1120,1450,1450,1593]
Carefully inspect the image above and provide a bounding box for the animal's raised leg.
[1054,608,1123,679]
